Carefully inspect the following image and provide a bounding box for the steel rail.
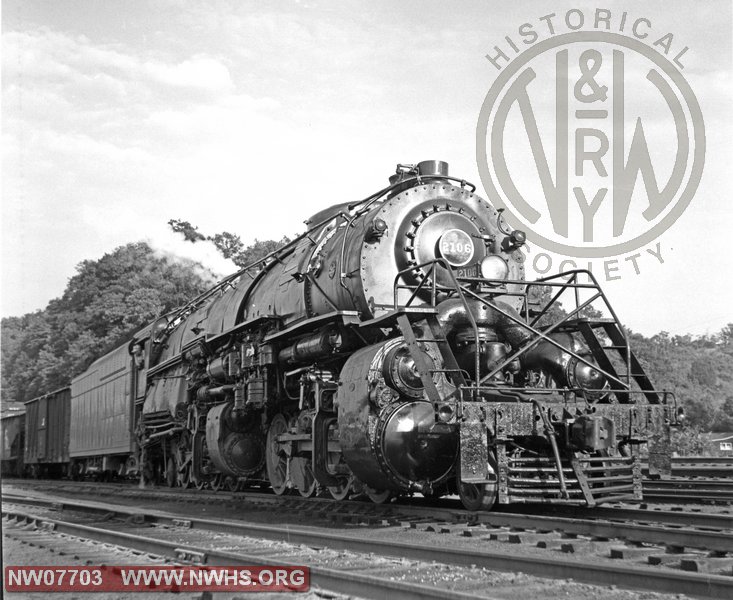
[506,503,733,530]
[5,480,733,529]
[645,480,733,490]
[1,508,478,600]
[2,504,731,599]
[4,492,731,554]
[642,479,733,503]
[642,492,733,504]
[672,457,733,465]
[665,467,733,478]
[5,478,733,528]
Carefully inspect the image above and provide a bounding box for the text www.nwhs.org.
[5,566,310,592]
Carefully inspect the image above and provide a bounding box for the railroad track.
[4,477,733,530]
[655,457,733,479]
[6,465,733,503]
[2,508,489,600]
[3,491,733,598]
[642,479,733,505]
[6,488,732,552]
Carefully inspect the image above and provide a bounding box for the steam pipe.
[436,297,584,388]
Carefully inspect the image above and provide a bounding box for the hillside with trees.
[627,328,733,433]
[1,242,215,404]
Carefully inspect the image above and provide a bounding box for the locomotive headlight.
[437,229,474,267]
[479,255,509,281]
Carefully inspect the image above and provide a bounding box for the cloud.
[1,0,731,338]
[143,55,234,93]
[2,28,235,118]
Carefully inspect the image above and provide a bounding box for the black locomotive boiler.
[72,160,677,510]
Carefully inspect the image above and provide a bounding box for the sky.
[2,0,732,336]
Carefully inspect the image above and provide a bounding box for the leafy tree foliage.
[168,219,207,243]
[168,219,290,267]
[627,326,733,433]
[670,425,708,456]
[1,242,214,403]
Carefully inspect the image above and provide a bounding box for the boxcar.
[24,387,71,478]
[70,342,136,478]
[1,410,26,477]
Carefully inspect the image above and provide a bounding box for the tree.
[671,425,707,456]
[168,219,206,243]
[690,357,717,387]
[1,242,215,403]
[527,285,567,328]
[168,219,290,268]
[712,396,733,432]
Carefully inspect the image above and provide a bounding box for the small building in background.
[708,432,733,456]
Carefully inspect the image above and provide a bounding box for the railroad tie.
[423,522,453,534]
[535,537,567,550]
[647,552,705,566]
[560,538,617,554]
[505,532,555,545]
[680,556,733,574]
[610,545,663,559]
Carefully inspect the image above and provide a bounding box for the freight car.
[69,342,138,480]
[1,409,25,477]
[23,387,71,478]
[15,161,679,510]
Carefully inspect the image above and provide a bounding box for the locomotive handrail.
[460,270,633,393]
[467,272,638,395]
[527,269,633,391]
[463,286,630,390]
[394,258,482,390]
[527,272,580,329]
[393,261,635,396]
[394,260,440,309]
[467,386,675,404]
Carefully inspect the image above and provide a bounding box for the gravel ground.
[2,527,353,600]
[1,481,709,600]
[2,535,202,600]
[3,485,699,577]
[1,529,693,600]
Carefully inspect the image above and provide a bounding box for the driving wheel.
[266,414,289,495]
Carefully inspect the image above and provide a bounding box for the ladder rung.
[589,483,635,494]
[509,477,579,485]
[586,474,634,484]
[590,493,637,503]
[557,318,616,329]
[578,456,633,463]
[508,488,585,496]
[582,464,634,472]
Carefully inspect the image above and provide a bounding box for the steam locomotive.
[64,161,677,510]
